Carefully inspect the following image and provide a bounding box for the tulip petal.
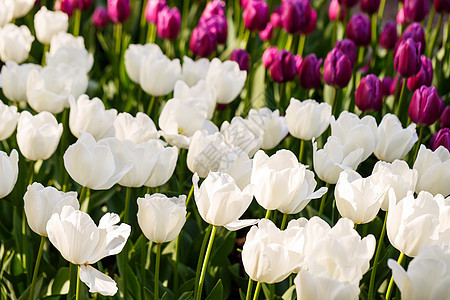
[224,219,259,231]
[79,265,117,296]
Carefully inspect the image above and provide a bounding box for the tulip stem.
[298,34,306,57]
[73,9,81,37]
[426,6,435,43]
[147,96,156,117]
[253,282,261,300]
[378,0,386,21]
[280,213,288,230]
[27,161,35,186]
[368,212,388,300]
[264,209,272,219]
[194,225,212,297]
[245,278,254,300]
[185,184,194,207]
[124,187,131,224]
[395,77,407,123]
[331,87,340,116]
[332,6,341,48]
[154,243,162,300]
[114,23,122,59]
[139,0,148,43]
[196,225,217,300]
[386,252,405,300]
[41,44,49,66]
[298,139,305,163]
[318,183,330,218]
[29,236,45,300]
[427,13,444,58]
[285,34,294,53]
[147,23,156,44]
[412,125,424,163]
[75,265,81,300]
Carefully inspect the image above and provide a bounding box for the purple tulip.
[270,6,282,28]
[380,22,398,50]
[301,8,317,35]
[298,54,322,89]
[390,76,404,96]
[59,0,73,17]
[409,85,442,126]
[381,77,394,96]
[107,0,130,23]
[396,22,426,54]
[440,106,450,128]
[262,46,278,68]
[281,0,312,34]
[323,48,352,88]
[201,0,226,20]
[429,128,450,151]
[294,54,303,73]
[68,0,92,10]
[394,38,422,78]
[346,13,371,46]
[434,0,450,13]
[190,25,216,57]
[259,22,273,41]
[92,7,109,28]
[338,0,358,7]
[355,74,382,111]
[397,7,405,25]
[145,0,166,24]
[156,6,181,40]
[243,0,270,31]
[407,55,433,91]
[199,15,227,44]
[404,0,429,22]
[334,39,356,67]
[329,0,345,21]
[360,0,380,14]
[230,49,250,72]
[269,49,297,82]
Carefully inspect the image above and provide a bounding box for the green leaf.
[281,285,296,300]
[205,279,223,300]
[178,278,195,296]
[49,267,70,295]
[178,291,194,300]
[18,275,43,300]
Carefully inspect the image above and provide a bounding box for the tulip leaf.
[48,267,70,295]
[281,285,296,300]
[205,279,223,300]
[178,291,194,300]
[178,278,195,296]
[18,274,43,300]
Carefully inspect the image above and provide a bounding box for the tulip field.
[1,0,450,299]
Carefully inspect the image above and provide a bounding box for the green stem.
[378,0,386,20]
[242,30,251,50]
[185,184,194,207]
[355,46,365,86]
[386,252,405,300]
[427,13,444,58]
[332,5,341,47]
[395,78,408,125]
[279,82,285,113]
[368,212,388,300]
[154,243,162,300]
[139,0,149,43]
[285,34,294,53]
[280,213,288,230]
[412,126,424,163]
[174,235,180,298]
[73,9,81,37]
[29,236,45,300]
[245,278,254,300]
[68,263,77,299]
[79,186,88,212]
[147,96,156,117]
[41,44,49,66]
[124,187,131,224]
[298,139,305,163]
[298,34,306,56]
[75,265,81,300]
[27,161,35,186]
[253,282,261,300]
[318,183,330,217]
[147,23,156,44]
[426,6,435,42]
[196,225,217,300]
[194,225,212,297]
[264,209,272,220]
[114,23,122,58]
[331,87,340,116]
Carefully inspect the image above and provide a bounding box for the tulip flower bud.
[397,22,426,54]
[381,77,394,96]
[269,49,297,83]
[396,7,405,25]
[323,48,352,88]
[156,6,181,40]
[262,46,278,68]
[355,74,382,112]
[145,0,166,24]
[301,8,316,35]
[59,0,74,17]
[407,55,433,91]
[380,21,398,50]
[390,76,403,96]
[200,15,227,44]
[404,0,429,22]
[68,0,93,10]
[0,24,34,64]
[409,86,442,126]
[334,38,356,67]
[0,0,14,27]
[434,0,450,13]
[0,149,18,199]
[360,0,380,14]
[338,0,358,7]
[298,54,322,89]
[201,0,226,20]
[243,0,269,32]
[281,0,312,34]
[329,0,345,21]
[190,25,216,57]
[429,128,450,151]
[34,7,69,45]
[230,49,250,72]
[394,38,422,78]
[270,6,282,27]
[13,0,34,19]
[346,13,371,46]
[92,7,109,28]
[0,101,19,141]
[259,22,273,41]
[107,0,130,23]
[440,106,450,128]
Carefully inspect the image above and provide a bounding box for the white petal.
[79,265,117,296]
[224,219,259,231]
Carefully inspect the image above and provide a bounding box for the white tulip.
[181,56,210,87]
[220,117,263,157]
[206,58,246,104]
[46,46,93,74]
[0,23,34,64]
[139,54,181,96]
[13,0,35,18]
[247,108,288,150]
[0,0,14,27]
[34,7,69,44]
[144,143,178,188]
[1,61,41,103]
[124,43,163,83]
[173,80,216,119]
[0,100,19,141]
[0,149,18,198]
[49,32,85,54]
[114,112,159,143]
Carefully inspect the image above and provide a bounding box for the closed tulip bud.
[381,76,394,96]
[397,22,426,54]
[294,54,302,73]
[329,0,345,21]
[407,55,433,91]
[434,0,450,13]
[323,48,352,88]
[181,56,210,87]
[394,38,422,78]
[281,0,312,34]
[335,39,357,67]
[14,0,34,18]
[230,49,250,72]
[380,21,398,50]
[34,7,69,45]
[248,107,288,150]
[137,193,186,243]
[390,76,404,96]
[140,54,181,97]
[145,0,166,24]
[199,15,227,44]
[269,49,297,83]
[396,7,405,25]
[17,111,63,161]
[338,0,358,7]
[409,86,441,126]
[92,7,109,28]
[297,54,322,89]
[0,101,19,141]
[0,149,18,199]
[262,46,278,68]
[243,0,269,31]
[221,117,263,157]
[201,0,226,20]
[156,6,180,40]
[0,0,15,27]
[355,74,382,112]
[107,0,130,23]
[24,183,79,237]
[404,0,429,22]
[259,22,273,41]
[144,144,178,188]
[301,8,316,35]
[206,58,246,104]
[440,106,450,128]
[430,128,450,151]
[1,62,41,104]
[270,6,282,27]
[360,0,380,14]
[114,112,159,143]
[190,25,216,57]
[58,0,74,17]
[346,13,371,46]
